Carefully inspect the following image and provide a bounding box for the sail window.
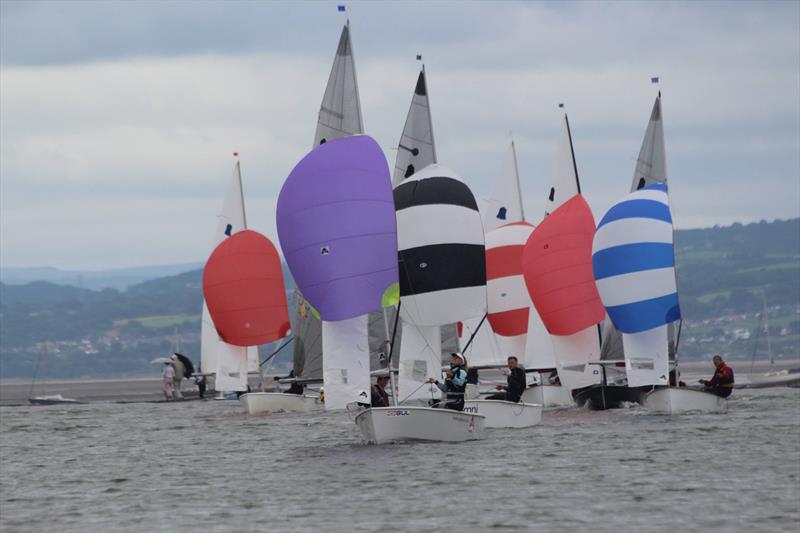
[405,164,415,178]
[224,224,233,237]
[496,207,507,220]
[637,177,646,190]
[549,187,555,201]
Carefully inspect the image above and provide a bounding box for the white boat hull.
[521,385,574,407]
[354,406,486,444]
[740,369,800,389]
[462,400,542,428]
[239,392,321,414]
[644,388,727,414]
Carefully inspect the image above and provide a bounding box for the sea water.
[0,388,798,532]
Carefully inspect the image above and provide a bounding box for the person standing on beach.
[162,362,175,400]
[170,355,185,400]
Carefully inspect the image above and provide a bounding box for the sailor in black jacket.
[487,356,526,403]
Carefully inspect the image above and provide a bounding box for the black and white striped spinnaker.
[394,164,487,327]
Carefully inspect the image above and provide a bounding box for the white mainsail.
[392,66,437,187]
[200,161,259,391]
[538,114,601,391]
[292,22,365,391]
[484,141,524,232]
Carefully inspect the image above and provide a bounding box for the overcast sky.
[1,0,798,270]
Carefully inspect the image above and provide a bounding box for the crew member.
[426,353,468,411]
[275,369,304,395]
[700,355,735,398]
[487,356,526,402]
[371,375,390,407]
[162,362,175,400]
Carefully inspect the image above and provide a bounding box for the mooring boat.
[355,406,485,444]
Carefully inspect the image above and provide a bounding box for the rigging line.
[387,300,402,366]
[462,313,489,353]
[260,336,294,368]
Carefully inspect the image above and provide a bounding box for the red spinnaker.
[203,230,291,346]
[522,195,604,336]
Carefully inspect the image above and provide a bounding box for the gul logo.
[386,410,410,416]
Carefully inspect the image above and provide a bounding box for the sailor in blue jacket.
[426,352,468,411]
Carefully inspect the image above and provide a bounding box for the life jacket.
[717,363,735,385]
[445,365,467,399]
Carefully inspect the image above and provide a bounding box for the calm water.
[1,388,798,532]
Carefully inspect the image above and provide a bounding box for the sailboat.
[735,296,799,389]
[203,229,292,409]
[28,343,80,405]
[199,157,260,398]
[242,22,365,414]
[521,113,603,407]
[354,163,487,443]
[575,93,682,410]
[390,63,447,406]
[277,135,398,412]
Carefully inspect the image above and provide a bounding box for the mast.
[563,113,581,194]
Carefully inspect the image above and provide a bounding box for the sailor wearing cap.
[426,352,468,411]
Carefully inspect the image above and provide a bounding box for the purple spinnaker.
[276,135,398,322]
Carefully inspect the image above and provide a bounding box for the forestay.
[277,135,397,409]
[592,183,680,387]
[200,161,258,390]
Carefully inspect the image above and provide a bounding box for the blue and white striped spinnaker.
[592,183,680,386]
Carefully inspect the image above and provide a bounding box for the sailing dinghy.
[355,163,487,443]
[593,182,726,414]
[199,159,261,399]
[202,229,295,412]
[521,114,604,407]
[277,135,399,412]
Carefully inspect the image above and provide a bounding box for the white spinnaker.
[397,324,442,402]
[484,141,524,232]
[538,114,601,390]
[392,67,436,187]
[313,22,364,147]
[458,318,504,367]
[622,325,670,387]
[322,315,371,410]
[200,161,258,391]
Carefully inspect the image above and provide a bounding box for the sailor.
[275,369,304,395]
[371,375,391,407]
[162,362,175,401]
[487,356,526,402]
[700,355,735,397]
[170,354,185,400]
[426,352,468,411]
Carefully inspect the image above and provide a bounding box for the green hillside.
[1,219,798,379]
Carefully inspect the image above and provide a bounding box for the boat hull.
[462,400,542,428]
[740,369,800,389]
[520,385,574,407]
[644,387,727,414]
[572,384,648,410]
[354,406,486,444]
[29,394,80,405]
[239,392,321,414]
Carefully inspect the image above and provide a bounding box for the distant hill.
[0,262,203,291]
[0,219,797,379]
